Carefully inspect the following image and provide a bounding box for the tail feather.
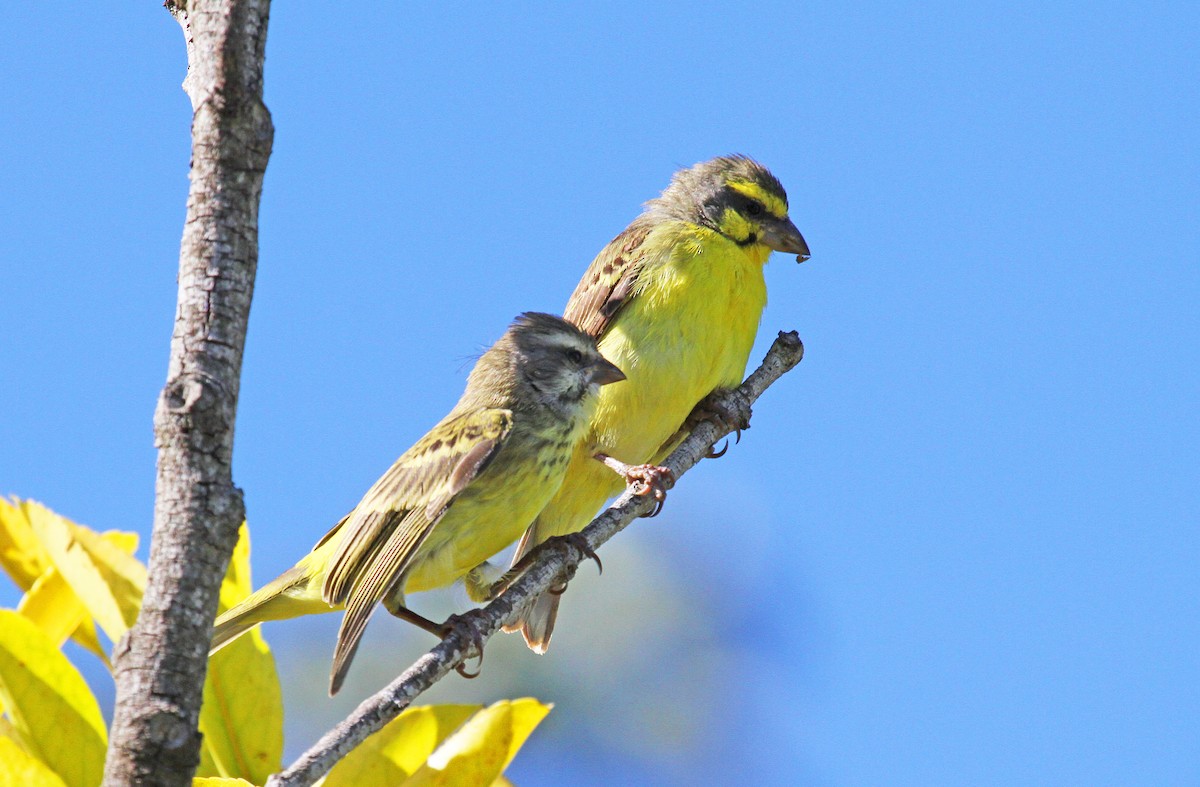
[502,523,561,653]
[514,591,560,654]
[210,563,329,654]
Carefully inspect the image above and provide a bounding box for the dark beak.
[760,216,811,263]
[588,357,626,386]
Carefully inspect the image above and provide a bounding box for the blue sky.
[2,2,1197,784]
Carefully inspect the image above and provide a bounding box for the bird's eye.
[566,348,584,364]
[744,200,765,217]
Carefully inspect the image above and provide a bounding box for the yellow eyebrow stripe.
[727,179,788,218]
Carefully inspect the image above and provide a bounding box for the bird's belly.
[535,246,768,538]
[403,445,569,593]
[594,254,765,461]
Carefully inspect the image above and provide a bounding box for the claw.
[688,390,752,441]
[542,533,603,601]
[558,532,603,575]
[440,613,485,679]
[646,497,665,518]
[707,439,729,459]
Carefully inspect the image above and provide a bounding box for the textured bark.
[268,331,805,787]
[103,1,273,784]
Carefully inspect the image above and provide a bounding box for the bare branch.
[104,1,272,784]
[268,331,804,787]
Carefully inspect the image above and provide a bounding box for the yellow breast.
[527,224,770,539]
[403,428,585,593]
[592,223,769,461]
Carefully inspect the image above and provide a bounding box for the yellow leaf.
[217,521,253,610]
[0,499,137,663]
[17,566,87,647]
[0,736,67,787]
[15,528,138,665]
[21,500,145,643]
[0,610,106,787]
[68,524,146,633]
[322,704,482,787]
[197,523,283,784]
[404,699,552,786]
[67,530,139,666]
[0,497,52,591]
[67,618,110,667]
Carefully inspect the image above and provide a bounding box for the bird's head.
[647,154,810,262]
[505,312,625,416]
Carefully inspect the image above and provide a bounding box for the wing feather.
[563,223,653,338]
[323,407,514,692]
[322,408,514,606]
[329,508,435,693]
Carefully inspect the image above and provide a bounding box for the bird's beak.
[760,216,811,263]
[588,358,626,386]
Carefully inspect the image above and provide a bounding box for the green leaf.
[0,610,106,787]
[197,523,284,784]
[0,736,67,787]
[404,699,552,786]
[323,704,482,787]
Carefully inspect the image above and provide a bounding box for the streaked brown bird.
[210,312,626,694]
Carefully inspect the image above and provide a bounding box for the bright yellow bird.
[209,313,626,694]
[503,155,809,653]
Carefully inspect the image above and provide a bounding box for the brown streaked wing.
[563,223,652,338]
[321,408,514,606]
[329,506,435,694]
[328,406,512,693]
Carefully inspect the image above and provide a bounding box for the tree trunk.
[104,1,272,784]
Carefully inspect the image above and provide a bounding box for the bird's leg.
[382,595,444,636]
[685,388,753,457]
[594,453,675,517]
[383,595,484,679]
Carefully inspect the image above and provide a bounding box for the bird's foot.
[439,612,486,679]
[482,531,601,602]
[594,453,675,516]
[687,390,752,454]
[550,532,603,575]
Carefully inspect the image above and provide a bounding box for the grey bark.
[103,1,272,784]
[268,331,805,787]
